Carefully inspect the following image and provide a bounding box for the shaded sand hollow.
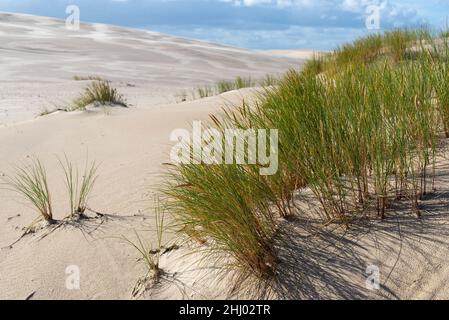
[1,13,449,300]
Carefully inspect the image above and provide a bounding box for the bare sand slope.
[0,12,301,125]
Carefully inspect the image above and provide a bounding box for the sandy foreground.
[1,13,449,300]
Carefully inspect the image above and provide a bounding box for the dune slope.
[0,12,301,125]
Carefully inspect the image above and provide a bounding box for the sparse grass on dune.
[301,54,328,76]
[196,86,214,99]
[123,195,167,297]
[216,79,236,94]
[71,80,127,111]
[59,156,99,218]
[164,162,278,279]
[4,158,54,224]
[73,75,104,81]
[260,74,280,87]
[162,28,449,288]
[304,28,433,76]
[189,75,278,101]
[3,155,100,230]
[241,46,442,222]
[235,76,256,90]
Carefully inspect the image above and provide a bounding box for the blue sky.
[0,0,448,50]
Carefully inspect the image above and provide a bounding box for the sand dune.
[0,88,259,299]
[2,13,449,301]
[0,13,303,299]
[0,12,301,125]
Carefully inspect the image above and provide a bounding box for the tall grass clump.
[72,80,126,111]
[73,75,103,81]
[162,28,449,286]
[196,86,214,99]
[164,159,279,279]
[59,156,99,218]
[5,158,54,224]
[432,37,449,138]
[234,76,255,89]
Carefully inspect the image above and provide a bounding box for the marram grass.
[123,195,167,298]
[4,158,54,223]
[72,80,126,111]
[191,75,277,100]
[162,28,449,284]
[3,156,100,225]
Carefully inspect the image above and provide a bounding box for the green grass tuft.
[123,195,166,297]
[73,75,104,81]
[71,80,127,111]
[4,158,54,223]
[164,162,278,279]
[59,156,99,218]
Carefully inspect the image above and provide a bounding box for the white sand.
[264,49,329,60]
[1,13,449,300]
[0,89,259,299]
[0,12,301,126]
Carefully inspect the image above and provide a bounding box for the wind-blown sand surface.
[0,12,299,125]
[1,13,449,300]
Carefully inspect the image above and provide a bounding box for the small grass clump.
[304,28,433,76]
[234,76,255,89]
[260,74,279,87]
[217,76,255,94]
[59,156,99,218]
[71,80,126,111]
[73,75,104,81]
[4,158,54,224]
[124,196,166,297]
[164,162,278,279]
